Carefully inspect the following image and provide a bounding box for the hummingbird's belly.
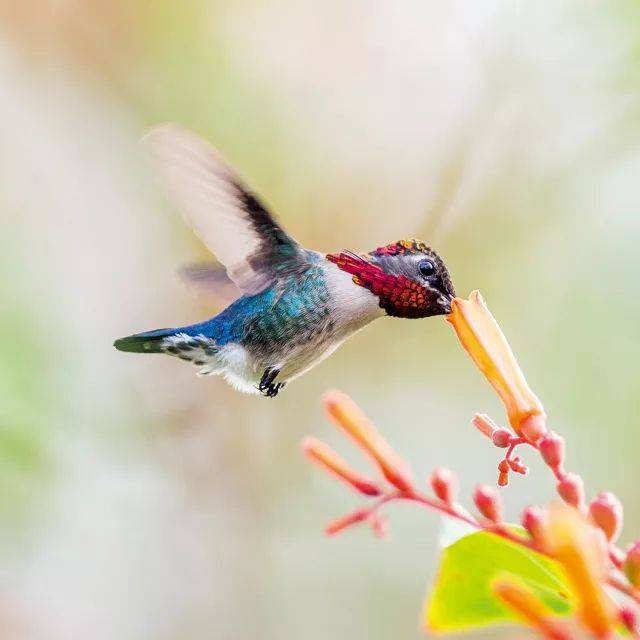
[259,308,377,383]
[213,322,337,392]
[277,334,346,381]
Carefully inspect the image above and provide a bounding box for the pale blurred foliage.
[1,1,640,639]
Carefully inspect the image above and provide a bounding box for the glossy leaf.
[424,529,572,633]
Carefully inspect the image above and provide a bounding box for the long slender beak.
[437,293,453,314]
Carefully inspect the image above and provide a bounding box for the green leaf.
[424,528,572,633]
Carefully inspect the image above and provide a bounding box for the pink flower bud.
[522,505,548,549]
[472,413,498,439]
[473,484,502,522]
[508,456,528,475]
[429,467,457,504]
[302,437,382,496]
[324,508,370,536]
[556,473,585,510]
[492,429,512,448]
[497,459,511,485]
[589,492,623,542]
[624,540,640,587]
[324,390,414,493]
[538,432,565,469]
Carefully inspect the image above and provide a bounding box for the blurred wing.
[179,262,241,304]
[146,124,307,295]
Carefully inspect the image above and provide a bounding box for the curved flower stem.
[506,437,526,460]
[332,488,640,607]
[493,430,627,574]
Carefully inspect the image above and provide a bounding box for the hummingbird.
[114,125,456,397]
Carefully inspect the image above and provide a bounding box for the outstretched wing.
[145,124,307,295]
[179,262,241,304]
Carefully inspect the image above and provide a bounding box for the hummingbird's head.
[327,239,455,319]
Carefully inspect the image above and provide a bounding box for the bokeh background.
[1,1,640,638]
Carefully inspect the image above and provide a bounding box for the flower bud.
[557,473,585,510]
[492,429,512,448]
[473,484,502,522]
[324,390,414,493]
[429,467,457,504]
[302,437,382,496]
[538,432,565,469]
[521,505,548,549]
[498,458,511,487]
[498,459,510,473]
[497,459,510,485]
[508,456,528,475]
[588,492,623,542]
[324,507,370,535]
[624,540,640,587]
[472,413,498,438]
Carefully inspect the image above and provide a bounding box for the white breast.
[322,260,385,334]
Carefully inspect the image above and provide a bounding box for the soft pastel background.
[1,1,639,638]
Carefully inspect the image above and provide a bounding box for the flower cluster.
[303,291,640,640]
[451,293,631,578]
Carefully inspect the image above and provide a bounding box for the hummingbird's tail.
[113,327,176,354]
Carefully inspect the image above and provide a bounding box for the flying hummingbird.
[114,125,456,397]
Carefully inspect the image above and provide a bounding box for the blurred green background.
[1,1,640,638]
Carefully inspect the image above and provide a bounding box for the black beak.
[437,292,454,315]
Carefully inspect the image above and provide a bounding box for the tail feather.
[113,328,175,354]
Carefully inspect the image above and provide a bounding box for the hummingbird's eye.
[418,259,436,277]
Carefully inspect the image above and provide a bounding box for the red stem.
[335,487,640,608]
[505,437,526,461]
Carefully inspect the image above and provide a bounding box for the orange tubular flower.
[301,437,382,497]
[544,504,617,639]
[447,291,546,442]
[323,390,414,493]
[493,578,573,640]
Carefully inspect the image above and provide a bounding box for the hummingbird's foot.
[263,382,286,398]
[258,367,284,397]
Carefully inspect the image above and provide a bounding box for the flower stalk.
[303,290,640,638]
